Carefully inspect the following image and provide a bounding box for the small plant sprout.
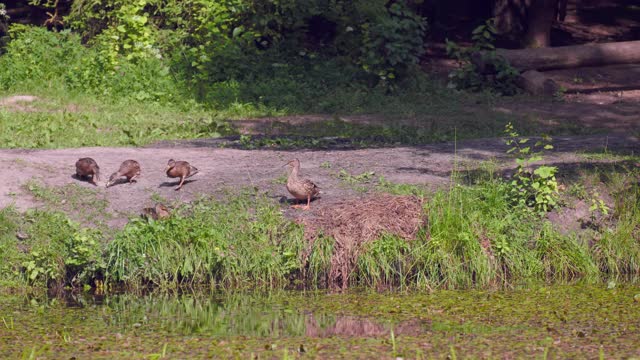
[504,122,559,214]
[589,190,610,219]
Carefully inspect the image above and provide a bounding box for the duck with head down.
[75,157,100,186]
[285,158,320,210]
[106,160,141,187]
[166,159,199,191]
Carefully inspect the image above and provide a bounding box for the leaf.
[534,166,556,179]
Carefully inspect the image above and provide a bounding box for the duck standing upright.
[106,160,141,187]
[75,158,100,185]
[285,158,320,210]
[165,159,199,191]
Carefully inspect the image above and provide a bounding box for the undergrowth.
[0,25,563,149]
[1,174,638,290]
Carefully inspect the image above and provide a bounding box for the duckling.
[75,157,100,185]
[285,158,320,210]
[166,159,199,191]
[141,203,170,220]
[106,160,141,187]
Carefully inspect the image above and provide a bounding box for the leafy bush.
[446,19,520,95]
[0,25,181,104]
[67,0,427,91]
[0,25,86,89]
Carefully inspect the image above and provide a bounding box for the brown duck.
[142,203,171,220]
[75,157,100,185]
[106,160,141,187]
[166,159,199,191]
[285,158,320,210]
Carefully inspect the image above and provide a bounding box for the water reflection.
[21,291,427,338]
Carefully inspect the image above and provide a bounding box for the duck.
[166,159,199,191]
[106,160,141,187]
[141,203,171,220]
[285,158,320,210]
[75,157,100,185]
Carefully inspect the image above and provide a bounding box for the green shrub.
[446,19,519,95]
[0,25,182,104]
[0,25,85,90]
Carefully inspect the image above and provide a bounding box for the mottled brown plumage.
[106,159,141,187]
[166,159,199,191]
[285,158,320,210]
[75,157,100,185]
[142,203,170,220]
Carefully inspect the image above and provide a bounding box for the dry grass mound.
[302,194,426,289]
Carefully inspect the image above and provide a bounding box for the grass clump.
[106,195,305,289]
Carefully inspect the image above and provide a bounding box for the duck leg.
[302,195,312,210]
[175,176,185,191]
[91,175,99,186]
[291,199,301,209]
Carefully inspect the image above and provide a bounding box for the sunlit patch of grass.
[22,180,111,226]
[105,194,305,289]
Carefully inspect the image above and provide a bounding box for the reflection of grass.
[4,285,640,358]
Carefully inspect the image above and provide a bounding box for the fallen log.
[473,40,640,72]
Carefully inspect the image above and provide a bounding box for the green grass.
[2,170,639,291]
[23,180,111,226]
[105,193,305,289]
[0,91,236,148]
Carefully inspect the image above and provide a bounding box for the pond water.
[1,285,640,359]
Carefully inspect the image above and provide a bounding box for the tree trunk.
[523,0,558,48]
[473,41,640,71]
[493,0,528,41]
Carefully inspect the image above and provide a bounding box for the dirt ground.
[0,130,637,228]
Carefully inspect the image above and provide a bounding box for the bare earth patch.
[0,134,637,230]
[0,95,39,112]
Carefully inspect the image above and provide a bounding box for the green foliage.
[0,207,23,285]
[589,191,610,218]
[105,195,305,288]
[0,25,180,104]
[0,26,85,89]
[446,19,520,95]
[66,0,426,93]
[7,209,104,287]
[1,178,640,290]
[0,98,230,148]
[337,169,376,184]
[504,122,559,214]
